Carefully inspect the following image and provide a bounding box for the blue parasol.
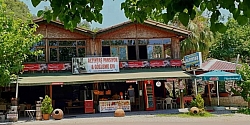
[196,70,241,106]
[196,70,241,81]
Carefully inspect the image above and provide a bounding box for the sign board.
[99,100,131,112]
[72,57,120,74]
[184,52,202,71]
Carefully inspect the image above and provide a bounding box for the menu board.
[145,84,154,108]
[99,100,131,112]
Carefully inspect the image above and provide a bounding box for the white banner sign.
[99,100,131,112]
[72,57,120,74]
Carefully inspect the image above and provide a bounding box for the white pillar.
[216,81,219,106]
[193,70,198,96]
[15,75,19,98]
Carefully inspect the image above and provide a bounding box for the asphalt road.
[14,114,250,125]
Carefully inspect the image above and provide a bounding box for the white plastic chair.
[165,98,172,109]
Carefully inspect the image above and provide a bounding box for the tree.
[4,0,30,20]
[77,20,91,30]
[0,0,43,86]
[149,8,214,59]
[210,18,250,62]
[31,0,250,32]
[234,63,250,108]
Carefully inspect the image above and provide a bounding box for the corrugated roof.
[33,18,94,36]
[96,19,191,37]
[201,59,241,71]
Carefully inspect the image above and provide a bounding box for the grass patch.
[156,112,214,118]
[237,108,250,115]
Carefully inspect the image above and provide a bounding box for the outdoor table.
[25,110,36,121]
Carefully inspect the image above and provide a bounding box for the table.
[25,110,36,121]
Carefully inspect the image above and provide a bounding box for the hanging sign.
[184,52,202,71]
[72,57,120,74]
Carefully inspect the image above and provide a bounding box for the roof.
[96,19,191,37]
[18,68,192,86]
[201,59,241,71]
[33,18,94,36]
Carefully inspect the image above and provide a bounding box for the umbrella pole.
[217,81,219,106]
[193,70,198,96]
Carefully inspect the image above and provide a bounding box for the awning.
[18,70,192,86]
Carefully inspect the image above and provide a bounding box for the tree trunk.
[248,101,250,109]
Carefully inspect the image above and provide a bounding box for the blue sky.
[21,0,128,28]
[21,0,230,28]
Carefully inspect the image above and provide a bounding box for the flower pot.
[52,109,64,120]
[43,114,50,120]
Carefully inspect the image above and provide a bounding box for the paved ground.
[14,113,250,125]
[0,108,245,125]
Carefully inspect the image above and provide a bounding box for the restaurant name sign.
[184,52,202,71]
[72,57,120,74]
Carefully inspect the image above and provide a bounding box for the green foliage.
[0,1,43,86]
[234,63,250,108]
[41,95,53,114]
[32,0,103,31]
[4,0,30,20]
[210,18,250,62]
[31,0,250,32]
[237,108,250,115]
[190,94,205,109]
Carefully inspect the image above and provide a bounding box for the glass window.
[49,41,58,46]
[102,40,111,46]
[36,40,46,46]
[50,48,58,61]
[59,41,76,46]
[148,39,162,45]
[59,47,76,61]
[138,39,147,45]
[164,44,171,58]
[78,48,85,57]
[163,38,171,44]
[111,47,119,57]
[127,40,136,45]
[25,55,36,62]
[77,41,86,46]
[110,40,128,45]
[119,46,127,60]
[37,48,46,62]
[147,45,163,59]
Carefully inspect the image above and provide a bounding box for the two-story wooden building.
[16,18,192,113]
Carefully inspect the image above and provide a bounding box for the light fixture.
[156,81,161,87]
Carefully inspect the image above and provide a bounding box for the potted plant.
[41,95,53,120]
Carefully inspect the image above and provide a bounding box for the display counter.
[99,100,131,113]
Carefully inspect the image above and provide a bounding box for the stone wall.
[210,96,248,107]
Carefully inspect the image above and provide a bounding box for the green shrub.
[190,94,204,109]
[41,95,53,114]
[237,108,250,115]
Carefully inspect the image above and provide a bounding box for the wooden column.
[171,37,180,59]
[49,85,52,99]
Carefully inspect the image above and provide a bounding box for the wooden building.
[15,19,193,112]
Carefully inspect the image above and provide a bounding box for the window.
[101,38,171,60]
[25,40,46,62]
[49,40,86,62]
[102,40,128,60]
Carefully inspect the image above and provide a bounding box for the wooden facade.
[24,18,190,71]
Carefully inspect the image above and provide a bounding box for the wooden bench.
[64,106,83,114]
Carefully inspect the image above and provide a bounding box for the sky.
[21,0,128,28]
[21,0,230,28]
